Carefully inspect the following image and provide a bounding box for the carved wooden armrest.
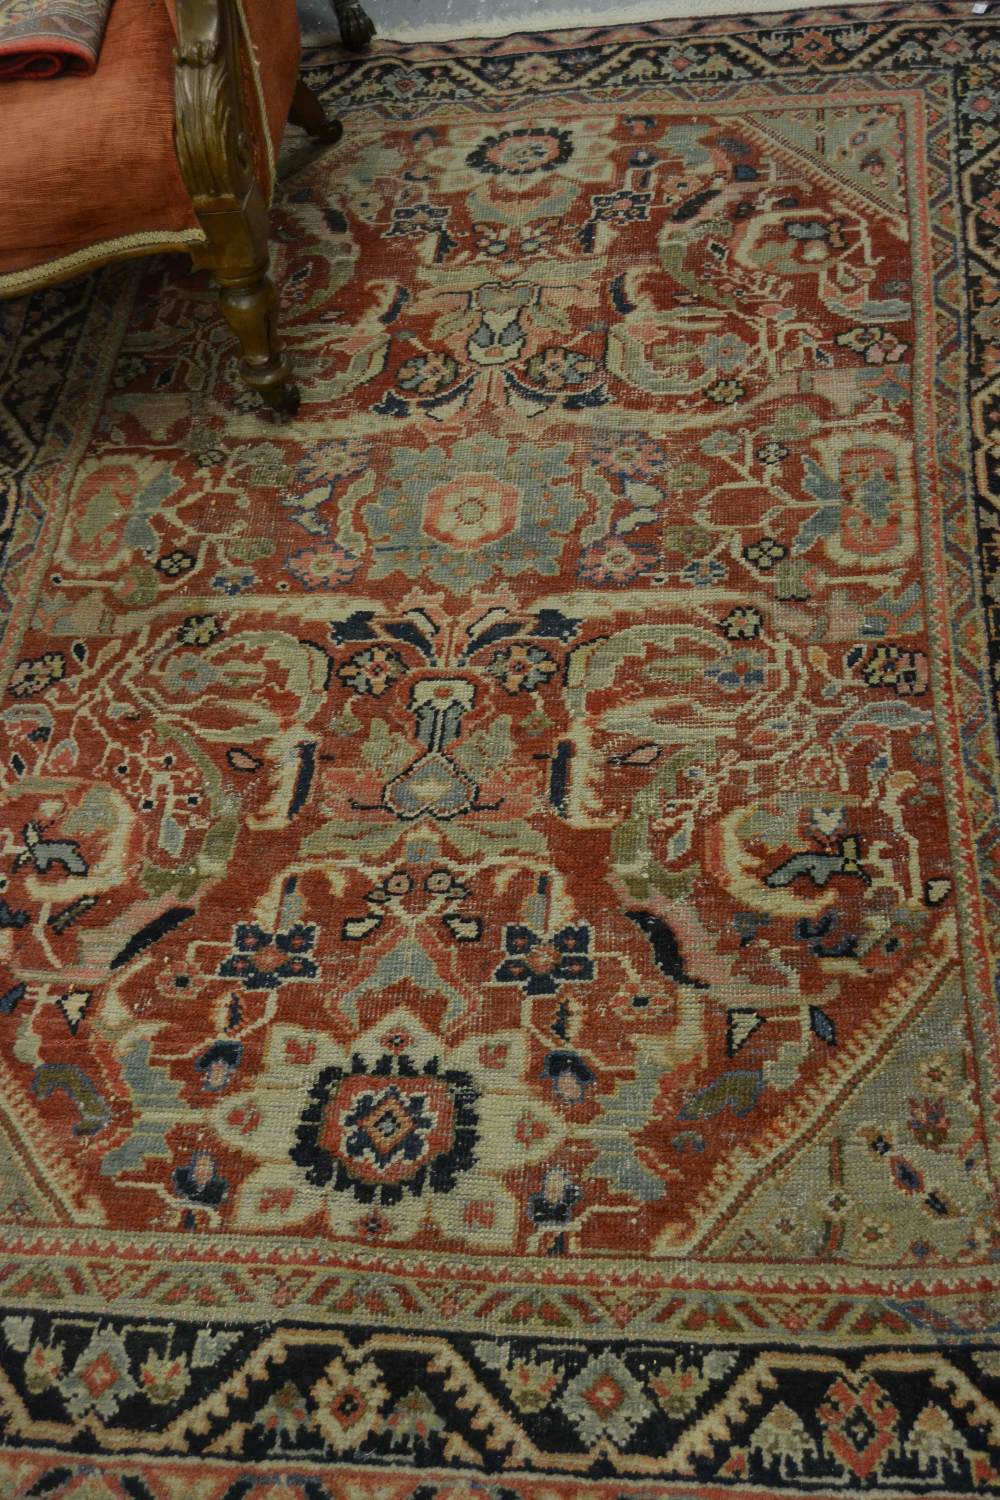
[174,0,256,223]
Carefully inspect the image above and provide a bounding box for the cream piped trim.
[0,227,206,298]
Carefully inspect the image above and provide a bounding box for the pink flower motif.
[285,544,360,591]
[578,538,659,586]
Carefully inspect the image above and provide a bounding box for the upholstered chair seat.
[0,0,337,413]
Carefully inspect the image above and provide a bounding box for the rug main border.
[2,75,998,1320]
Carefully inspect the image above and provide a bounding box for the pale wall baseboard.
[368,0,882,45]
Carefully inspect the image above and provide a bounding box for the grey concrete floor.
[298,0,879,45]
[299,0,640,43]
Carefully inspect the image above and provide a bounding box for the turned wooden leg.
[333,0,375,50]
[174,0,301,417]
[289,78,343,143]
[215,267,300,417]
[191,205,301,418]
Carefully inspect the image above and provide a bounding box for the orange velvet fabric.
[239,0,303,174]
[0,0,301,282]
[0,0,196,276]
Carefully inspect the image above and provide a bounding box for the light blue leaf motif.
[836,702,932,738]
[192,1328,241,1368]
[801,457,841,504]
[123,471,185,555]
[795,505,840,553]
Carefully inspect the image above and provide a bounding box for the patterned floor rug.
[1,3,999,1494]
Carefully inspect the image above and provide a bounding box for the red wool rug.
[0,3,999,1494]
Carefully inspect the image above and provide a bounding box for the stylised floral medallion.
[214,1012,564,1246]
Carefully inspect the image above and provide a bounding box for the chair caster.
[262,381,301,419]
[334,0,375,50]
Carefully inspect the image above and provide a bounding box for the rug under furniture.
[1,3,999,1493]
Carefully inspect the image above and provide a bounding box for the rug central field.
[1,4,999,1495]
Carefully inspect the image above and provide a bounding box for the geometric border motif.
[0,1310,998,1484]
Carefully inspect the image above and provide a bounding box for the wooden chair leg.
[175,0,300,417]
[215,263,300,418]
[333,0,375,50]
[289,78,343,144]
[186,187,299,418]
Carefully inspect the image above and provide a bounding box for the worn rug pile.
[0,3,999,1494]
